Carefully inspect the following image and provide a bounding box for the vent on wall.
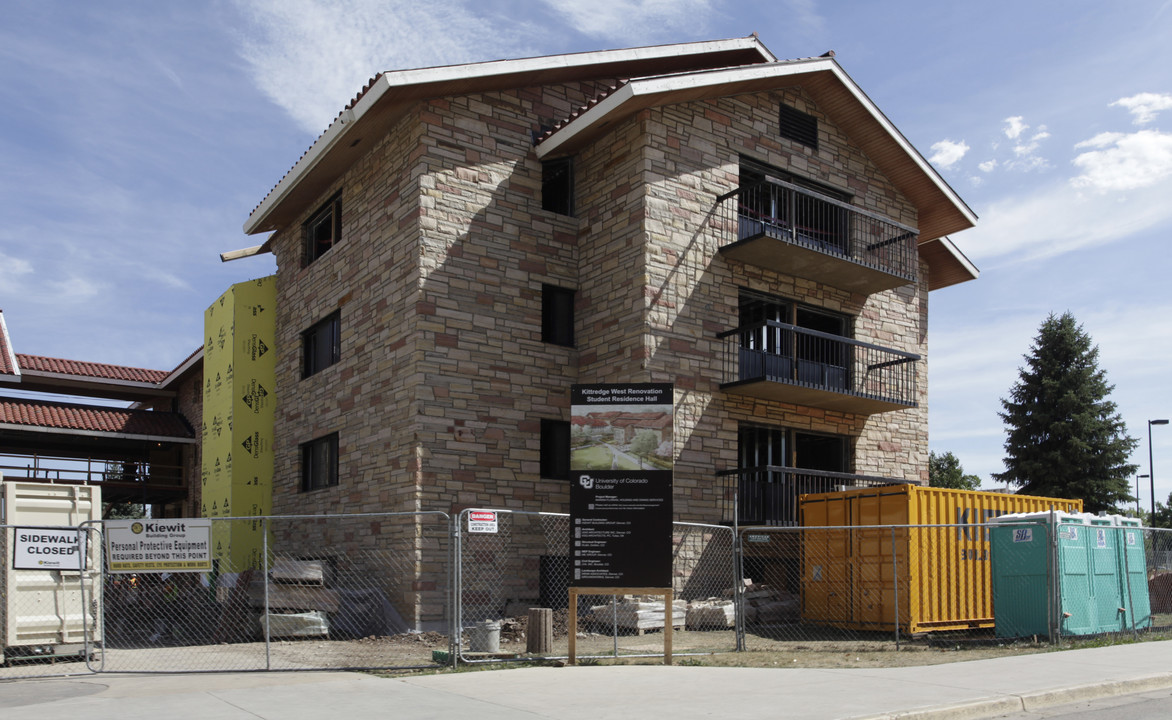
[779,104,818,150]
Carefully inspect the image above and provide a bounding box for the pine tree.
[928,451,981,490]
[994,312,1137,513]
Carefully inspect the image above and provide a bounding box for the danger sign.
[468,510,499,534]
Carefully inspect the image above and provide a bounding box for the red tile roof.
[0,397,194,440]
[15,354,170,384]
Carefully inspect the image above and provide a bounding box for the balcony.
[717,320,920,414]
[715,177,919,295]
[719,466,911,526]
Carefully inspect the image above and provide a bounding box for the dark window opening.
[304,193,342,265]
[542,157,574,216]
[778,104,818,150]
[301,433,339,492]
[302,311,341,378]
[738,157,850,253]
[541,419,570,480]
[735,423,850,527]
[738,288,850,390]
[542,284,575,347]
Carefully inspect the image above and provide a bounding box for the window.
[540,419,570,480]
[542,284,575,347]
[738,157,850,253]
[738,289,850,390]
[301,433,339,491]
[541,157,574,216]
[735,423,849,525]
[778,104,818,150]
[302,311,341,378]
[304,193,342,265]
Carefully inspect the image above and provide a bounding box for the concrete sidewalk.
[3,641,1172,720]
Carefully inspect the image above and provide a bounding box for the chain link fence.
[456,510,737,662]
[7,513,1172,679]
[89,512,451,674]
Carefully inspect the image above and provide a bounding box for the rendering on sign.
[104,519,213,573]
[12,527,85,571]
[569,383,673,588]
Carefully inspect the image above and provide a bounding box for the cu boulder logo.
[579,475,594,490]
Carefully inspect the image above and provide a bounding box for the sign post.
[568,383,674,664]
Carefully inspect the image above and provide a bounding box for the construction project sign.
[202,275,276,571]
[569,383,673,588]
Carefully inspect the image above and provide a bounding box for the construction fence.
[4,515,1172,680]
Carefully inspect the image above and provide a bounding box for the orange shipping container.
[799,485,1082,634]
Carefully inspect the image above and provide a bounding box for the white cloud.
[233,0,540,135]
[978,159,997,172]
[1111,92,1172,125]
[929,139,969,168]
[955,171,1172,263]
[1003,116,1028,139]
[540,0,718,42]
[1071,129,1172,191]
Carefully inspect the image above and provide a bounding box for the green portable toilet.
[1114,515,1151,631]
[990,512,1150,638]
[989,513,1094,638]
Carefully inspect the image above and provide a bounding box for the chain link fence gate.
[87,512,451,674]
[0,524,100,680]
[456,509,737,663]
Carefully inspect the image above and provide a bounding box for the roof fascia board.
[244,37,775,235]
[0,311,19,378]
[160,348,203,389]
[18,369,171,395]
[0,423,197,444]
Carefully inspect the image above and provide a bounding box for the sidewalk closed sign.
[468,510,499,533]
[13,528,85,570]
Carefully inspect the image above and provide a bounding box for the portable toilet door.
[1055,515,1096,637]
[1115,516,1151,631]
[1087,516,1127,634]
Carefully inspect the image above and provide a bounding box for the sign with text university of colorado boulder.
[104,519,213,573]
[570,383,673,588]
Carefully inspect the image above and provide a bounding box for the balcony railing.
[717,320,920,414]
[715,177,919,294]
[718,466,911,526]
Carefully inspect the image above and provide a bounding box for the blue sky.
[2,1,1171,504]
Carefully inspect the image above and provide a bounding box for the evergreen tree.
[994,312,1137,513]
[928,451,981,490]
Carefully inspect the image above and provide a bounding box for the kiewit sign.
[104,519,213,573]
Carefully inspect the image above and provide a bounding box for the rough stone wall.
[172,366,204,518]
[267,109,425,519]
[622,88,927,523]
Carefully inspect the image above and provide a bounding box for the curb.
[849,673,1172,720]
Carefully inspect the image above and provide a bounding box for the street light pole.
[1149,419,1169,521]
[1137,474,1149,516]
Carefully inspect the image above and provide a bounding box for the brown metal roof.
[0,397,195,441]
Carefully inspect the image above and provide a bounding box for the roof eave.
[243,37,777,237]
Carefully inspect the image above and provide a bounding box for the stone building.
[231,35,976,543]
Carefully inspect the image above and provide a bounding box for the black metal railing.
[718,466,911,526]
[0,453,184,488]
[717,320,920,407]
[715,176,919,282]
